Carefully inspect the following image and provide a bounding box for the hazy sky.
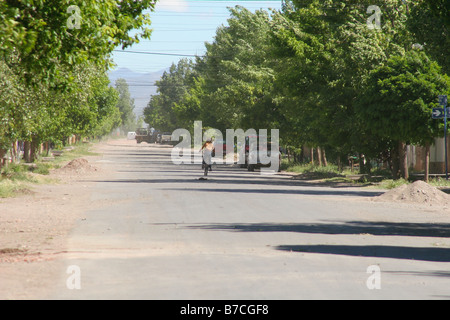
[111,0,283,74]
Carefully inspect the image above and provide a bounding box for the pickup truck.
[135,128,158,144]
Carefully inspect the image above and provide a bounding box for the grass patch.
[51,142,99,165]
[281,160,411,188]
[282,161,355,180]
[428,177,450,188]
[376,178,409,189]
[30,163,53,175]
[0,179,33,198]
[0,141,95,198]
[0,171,57,198]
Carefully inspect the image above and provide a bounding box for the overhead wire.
[112,0,283,79]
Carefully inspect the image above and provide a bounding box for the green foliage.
[0,0,156,84]
[408,0,450,75]
[0,1,155,162]
[378,178,409,190]
[144,59,197,132]
[138,1,449,182]
[355,50,450,146]
[115,78,137,132]
[144,7,281,134]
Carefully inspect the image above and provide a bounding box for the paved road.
[50,140,450,299]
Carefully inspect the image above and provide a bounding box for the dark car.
[244,137,281,172]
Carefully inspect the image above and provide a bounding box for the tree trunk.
[44,141,50,156]
[359,155,366,174]
[24,141,31,163]
[0,148,6,170]
[310,147,314,164]
[424,143,430,183]
[317,147,322,166]
[390,143,400,179]
[30,137,39,163]
[398,141,409,180]
[321,148,328,167]
[299,146,304,163]
[11,141,18,163]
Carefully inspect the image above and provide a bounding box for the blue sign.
[432,107,450,119]
[439,95,448,106]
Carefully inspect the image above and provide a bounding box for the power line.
[153,28,218,31]
[113,50,203,57]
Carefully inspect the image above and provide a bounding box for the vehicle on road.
[136,128,150,144]
[135,128,158,144]
[244,136,281,172]
[127,132,136,140]
[157,132,173,145]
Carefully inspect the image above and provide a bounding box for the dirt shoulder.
[0,140,115,299]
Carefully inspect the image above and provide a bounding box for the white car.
[127,132,136,140]
[160,132,172,144]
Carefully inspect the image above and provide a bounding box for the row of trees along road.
[0,0,155,167]
[144,0,449,180]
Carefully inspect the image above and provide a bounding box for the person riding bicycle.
[200,138,215,172]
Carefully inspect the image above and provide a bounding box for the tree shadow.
[185,221,450,263]
[386,270,450,278]
[92,172,384,197]
[187,221,450,238]
[163,186,383,197]
[276,245,450,262]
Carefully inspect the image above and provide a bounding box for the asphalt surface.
[50,140,450,300]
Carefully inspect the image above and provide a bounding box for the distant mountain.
[108,67,168,118]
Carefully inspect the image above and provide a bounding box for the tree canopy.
[0,1,156,163]
[144,0,449,179]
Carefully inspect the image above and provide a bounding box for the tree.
[270,0,411,166]
[115,78,137,132]
[196,6,279,132]
[144,59,196,132]
[0,1,157,164]
[0,0,156,84]
[408,0,450,75]
[0,58,26,163]
[88,67,122,138]
[355,50,450,179]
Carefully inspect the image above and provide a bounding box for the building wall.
[410,138,450,174]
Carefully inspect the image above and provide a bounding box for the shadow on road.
[186,221,450,263]
[166,187,383,197]
[92,176,383,197]
[187,221,450,238]
[276,244,450,263]
[93,166,384,198]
